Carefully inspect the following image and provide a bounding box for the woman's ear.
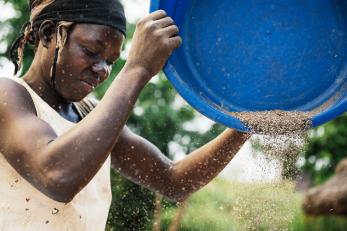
[38,20,56,48]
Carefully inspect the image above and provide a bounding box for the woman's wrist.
[122,62,153,83]
[223,128,251,145]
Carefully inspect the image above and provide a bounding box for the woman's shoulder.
[0,77,32,100]
[0,76,26,90]
[0,77,36,115]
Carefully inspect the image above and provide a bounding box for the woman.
[0,0,249,230]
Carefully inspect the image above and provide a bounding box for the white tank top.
[0,77,112,231]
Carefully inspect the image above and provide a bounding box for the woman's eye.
[83,47,97,57]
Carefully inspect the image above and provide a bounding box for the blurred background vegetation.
[1,0,347,230]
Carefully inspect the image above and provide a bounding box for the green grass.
[159,179,347,231]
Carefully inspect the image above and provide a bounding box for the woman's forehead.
[72,23,124,42]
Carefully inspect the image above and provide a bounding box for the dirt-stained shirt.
[0,77,112,231]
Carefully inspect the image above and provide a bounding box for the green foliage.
[160,179,347,231]
[301,216,347,231]
[1,0,29,57]
[301,114,347,184]
[106,170,156,231]
[0,0,39,76]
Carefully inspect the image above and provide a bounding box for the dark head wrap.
[10,0,127,76]
[31,0,126,36]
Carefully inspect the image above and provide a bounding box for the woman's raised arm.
[0,10,181,203]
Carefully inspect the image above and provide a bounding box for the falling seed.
[52,208,59,215]
[25,198,30,202]
[229,110,311,135]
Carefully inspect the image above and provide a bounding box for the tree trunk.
[303,159,347,216]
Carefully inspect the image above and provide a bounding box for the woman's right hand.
[125,10,182,79]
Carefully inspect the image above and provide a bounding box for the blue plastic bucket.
[150,0,347,132]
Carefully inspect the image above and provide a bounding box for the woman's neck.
[19,44,82,123]
[22,69,81,123]
[22,66,67,111]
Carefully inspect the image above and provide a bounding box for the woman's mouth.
[81,80,97,90]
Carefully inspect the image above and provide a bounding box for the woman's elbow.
[44,189,75,203]
[40,171,79,203]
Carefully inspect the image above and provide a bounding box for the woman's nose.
[92,61,110,80]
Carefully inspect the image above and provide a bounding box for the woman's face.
[54,23,124,102]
